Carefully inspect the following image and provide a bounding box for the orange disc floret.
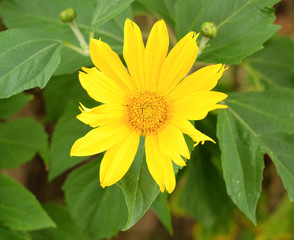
[126,91,169,136]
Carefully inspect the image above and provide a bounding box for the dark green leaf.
[30,203,91,240]
[63,158,127,240]
[217,111,264,224]
[152,193,173,235]
[0,174,55,231]
[0,93,32,119]
[0,29,63,98]
[90,0,134,31]
[179,147,234,228]
[136,0,177,27]
[117,137,160,230]
[175,0,280,64]
[217,89,294,223]
[44,73,88,121]
[0,118,48,168]
[244,36,294,89]
[48,102,92,180]
[0,226,29,240]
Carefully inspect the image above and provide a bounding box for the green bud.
[200,22,217,39]
[60,8,76,23]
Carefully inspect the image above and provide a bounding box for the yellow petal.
[79,67,127,104]
[123,18,145,89]
[145,135,176,193]
[172,91,228,120]
[144,19,169,90]
[170,64,227,101]
[90,38,135,93]
[100,131,140,187]
[157,124,189,166]
[77,103,126,128]
[170,118,215,144]
[157,32,199,94]
[70,123,129,156]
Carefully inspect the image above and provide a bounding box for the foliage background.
[0,0,294,239]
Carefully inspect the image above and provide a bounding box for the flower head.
[70,19,227,193]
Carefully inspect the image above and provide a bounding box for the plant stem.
[197,36,209,57]
[69,20,89,50]
[89,32,94,40]
[64,42,90,56]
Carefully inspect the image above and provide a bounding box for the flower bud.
[60,8,76,23]
[200,22,217,39]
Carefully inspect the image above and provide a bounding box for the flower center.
[126,91,169,136]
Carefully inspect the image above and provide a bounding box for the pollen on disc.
[126,91,169,136]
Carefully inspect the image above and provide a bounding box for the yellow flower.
[70,19,227,193]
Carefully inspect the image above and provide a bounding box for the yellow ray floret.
[70,18,228,193]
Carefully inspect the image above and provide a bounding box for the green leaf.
[0,29,62,98]
[151,193,173,235]
[48,102,92,180]
[217,89,294,223]
[244,36,294,89]
[0,93,32,119]
[0,174,55,231]
[0,0,132,75]
[117,137,160,230]
[44,73,88,121]
[63,158,127,240]
[0,0,93,41]
[175,0,280,64]
[217,112,264,224]
[30,203,91,240]
[179,146,234,228]
[90,0,134,31]
[0,118,48,169]
[0,226,29,240]
[94,7,132,54]
[135,0,177,27]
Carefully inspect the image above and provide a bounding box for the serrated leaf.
[30,203,91,240]
[244,36,294,89]
[0,93,32,119]
[48,102,92,180]
[0,174,55,231]
[0,29,62,98]
[90,0,134,31]
[117,137,160,230]
[179,147,234,228]
[175,0,280,64]
[0,226,29,240]
[151,193,173,235]
[217,89,294,223]
[136,0,177,27]
[0,118,48,168]
[63,158,127,240]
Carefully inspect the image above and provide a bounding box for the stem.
[89,32,94,40]
[69,20,89,50]
[197,36,209,57]
[64,42,90,56]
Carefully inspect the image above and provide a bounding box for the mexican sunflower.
[70,19,227,193]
